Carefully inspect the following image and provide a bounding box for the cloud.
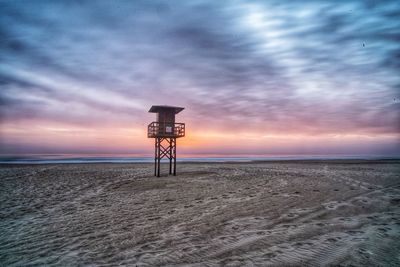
[0,0,399,154]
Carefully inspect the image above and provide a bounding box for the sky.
[0,0,399,157]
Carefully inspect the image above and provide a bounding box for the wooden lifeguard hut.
[148,105,185,177]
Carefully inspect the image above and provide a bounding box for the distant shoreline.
[0,157,399,165]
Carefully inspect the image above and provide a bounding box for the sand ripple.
[1,161,400,266]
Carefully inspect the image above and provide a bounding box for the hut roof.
[148,105,184,114]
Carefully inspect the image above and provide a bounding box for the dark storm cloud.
[0,0,399,138]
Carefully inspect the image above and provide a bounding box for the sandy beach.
[1,160,399,266]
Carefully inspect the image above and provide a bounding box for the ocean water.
[0,154,395,164]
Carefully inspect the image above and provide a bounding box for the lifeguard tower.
[148,105,185,177]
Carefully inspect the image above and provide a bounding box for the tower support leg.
[154,138,157,176]
[173,138,177,176]
[157,138,161,177]
[169,138,172,174]
[153,137,177,177]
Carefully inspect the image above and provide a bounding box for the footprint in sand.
[347,230,364,235]
[293,242,304,247]
[377,227,390,233]
[282,224,297,229]
[182,231,191,237]
[326,237,338,243]
[147,216,161,221]
[263,251,276,259]
[140,244,153,250]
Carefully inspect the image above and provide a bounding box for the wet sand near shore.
[1,160,400,266]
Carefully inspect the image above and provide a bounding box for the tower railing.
[147,122,185,138]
